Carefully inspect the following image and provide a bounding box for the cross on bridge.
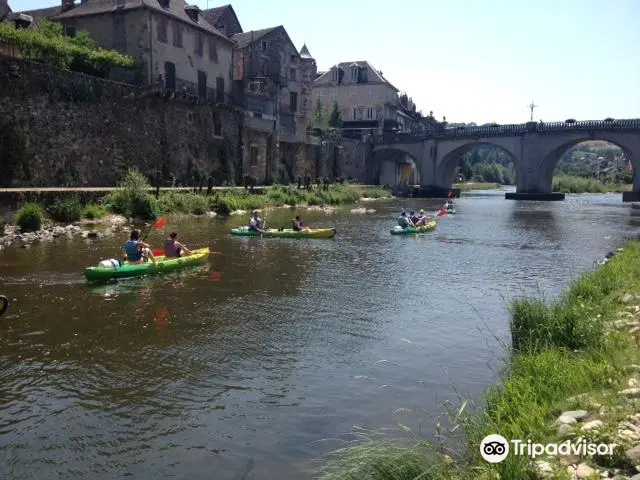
[370,118,640,202]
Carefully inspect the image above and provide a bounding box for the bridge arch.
[370,144,425,186]
[537,133,640,192]
[436,140,520,188]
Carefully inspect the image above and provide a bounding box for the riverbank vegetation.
[453,182,501,191]
[7,169,391,229]
[553,175,631,193]
[0,19,136,77]
[318,242,640,479]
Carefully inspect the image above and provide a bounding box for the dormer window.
[350,64,358,83]
[158,0,170,9]
[331,67,339,82]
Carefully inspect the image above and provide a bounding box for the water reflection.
[507,205,562,243]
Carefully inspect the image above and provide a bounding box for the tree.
[312,99,327,130]
[328,100,343,128]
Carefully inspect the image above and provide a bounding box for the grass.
[454,182,502,191]
[552,175,631,193]
[317,242,640,480]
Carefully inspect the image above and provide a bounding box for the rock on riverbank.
[0,214,129,252]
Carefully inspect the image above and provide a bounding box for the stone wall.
[0,57,243,188]
[0,58,370,188]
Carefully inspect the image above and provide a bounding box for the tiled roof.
[315,60,398,91]
[51,0,232,42]
[201,4,242,36]
[231,26,278,49]
[15,5,62,19]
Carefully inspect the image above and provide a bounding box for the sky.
[9,0,640,125]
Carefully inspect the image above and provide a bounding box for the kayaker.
[123,229,156,264]
[409,211,420,224]
[164,232,192,258]
[414,209,428,226]
[292,215,310,232]
[248,210,266,233]
[397,211,414,229]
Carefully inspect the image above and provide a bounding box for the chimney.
[184,5,200,23]
[61,0,74,13]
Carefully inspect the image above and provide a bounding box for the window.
[250,146,259,166]
[261,40,267,51]
[352,108,358,120]
[157,17,167,42]
[289,68,296,81]
[213,113,222,136]
[172,22,183,47]
[349,87,356,98]
[195,33,203,56]
[366,108,376,120]
[331,89,336,102]
[331,68,339,82]
[64,26,76,37]
[216,77,225,103]
[289,92,298,112]
[197,70,207,99]
[208,37,218,62]
[164,61,176,90]
[367,87,374,99]
[350,66,358,82]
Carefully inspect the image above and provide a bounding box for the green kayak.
[84,248,210,281]
[230,227,337,239]
[390,220,437,235]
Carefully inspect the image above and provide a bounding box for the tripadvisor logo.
[480,434,616,463]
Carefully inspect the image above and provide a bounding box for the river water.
[0,189,638,480]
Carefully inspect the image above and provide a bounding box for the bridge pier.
[505,192,565,201]
[622,192,640,202]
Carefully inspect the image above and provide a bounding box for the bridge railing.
[372,118,640,144]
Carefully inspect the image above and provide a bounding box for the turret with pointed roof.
[299,43,313,60]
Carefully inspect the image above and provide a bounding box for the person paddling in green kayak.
[249,210,266,233]
[292,215,311,232]
[164,232,192,258]
[124,229,156,264]
[397,211,415,229]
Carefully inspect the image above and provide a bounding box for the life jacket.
[164,238,180,257]
[292,219,303,231]
[398,216,408,227]
[124,240,142,261]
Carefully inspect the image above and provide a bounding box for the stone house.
[312,61,422,137]
[223,25,316,183]
[10,0,235,101]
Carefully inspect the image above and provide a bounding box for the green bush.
[82,204,108,220]
[49,196,82,223]
[105,168,158,220]
[0,20,135,77]
[15,203,45,231]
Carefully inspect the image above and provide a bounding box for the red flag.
[436,209,448,217]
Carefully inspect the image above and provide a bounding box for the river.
[0,189,638,479]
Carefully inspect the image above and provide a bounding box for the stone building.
[8,0,235,100]
[312,61,423,138]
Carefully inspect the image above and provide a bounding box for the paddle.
[142,217,167,242]
[151,247,222,257]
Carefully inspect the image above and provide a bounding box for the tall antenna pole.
[527,101,537,122]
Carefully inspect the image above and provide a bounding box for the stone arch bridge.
[371,119,640,201]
